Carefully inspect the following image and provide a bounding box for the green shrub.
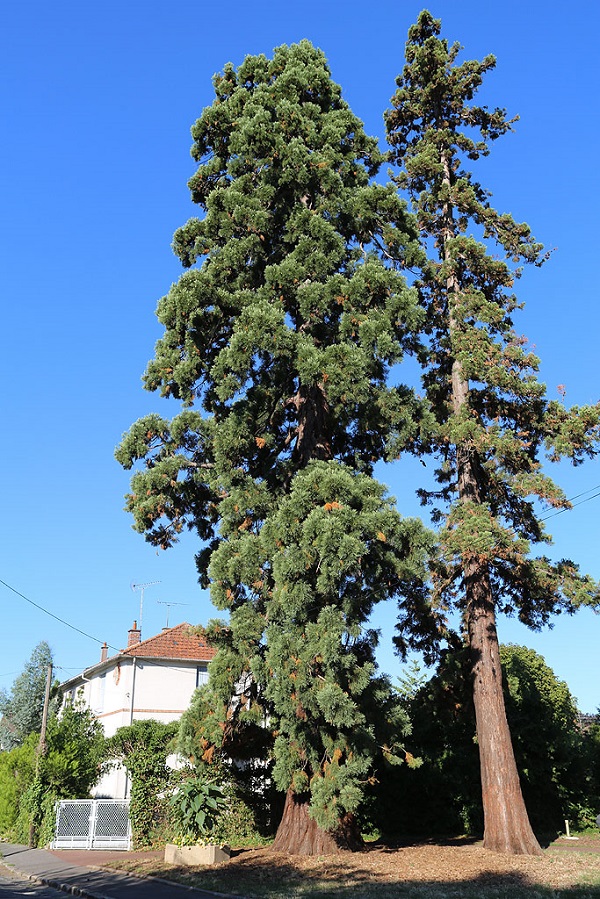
[0,733,36,838]
[170,778,228,844]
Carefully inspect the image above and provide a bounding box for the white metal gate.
[53,800,131,850]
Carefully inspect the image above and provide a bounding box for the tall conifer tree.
[386,11,600,855]
[117,41,432,853]
[0,642,54,750]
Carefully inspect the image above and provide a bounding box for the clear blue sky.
[2,0,599,712]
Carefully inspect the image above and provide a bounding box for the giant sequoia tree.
[386,12,600,855]
[117,42,432,854]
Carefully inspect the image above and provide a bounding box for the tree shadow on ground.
[123,847,600,899]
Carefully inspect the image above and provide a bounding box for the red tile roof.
[121,623,216,662]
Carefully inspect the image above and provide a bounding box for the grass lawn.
[100,834,600,898]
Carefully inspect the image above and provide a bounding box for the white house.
[60,621,215,798]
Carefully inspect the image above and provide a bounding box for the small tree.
[386,11,600,854]
[0,642,56,750]
[41,700,105,799]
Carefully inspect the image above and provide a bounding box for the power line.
[0,577,203,682]
[0,577,120,652]
[565,483,600,502]
[541,484,600,522]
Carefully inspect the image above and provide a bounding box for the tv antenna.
[157,601,189,629]
[130,581,160,635]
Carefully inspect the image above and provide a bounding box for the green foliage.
[0,642,56,750]
[382,645,592,837]
[41,700,105,798]
[210,781,264,847]
[581,721,600,826]
[376,647,482,837]
[0,702,104,845]
[499,644,589,830]
[0,732,36,837]
[12,779,60,848]
[386,11,600,665]
[395,660,428,702]
[118,38,434,842]
[105,719,177,846]
[170,777,228,844]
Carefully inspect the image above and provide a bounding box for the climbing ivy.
[105,719,177,846]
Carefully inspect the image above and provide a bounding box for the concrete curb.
[2,857,243,899]
[2,862,113,899]
[38,875,113,899]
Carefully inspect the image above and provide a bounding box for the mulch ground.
[54,835,600,894]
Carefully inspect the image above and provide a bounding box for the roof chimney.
[100,642,108,662]
[128,620,141,648]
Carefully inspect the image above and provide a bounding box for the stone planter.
[164,843,230,866]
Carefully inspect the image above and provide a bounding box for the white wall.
[67,655,209,799]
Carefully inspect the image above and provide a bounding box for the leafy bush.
[210,777,264,847]
[1,701,105,845]
[170,778,228,844]
[42,700,105,798]
[0,733,36,837]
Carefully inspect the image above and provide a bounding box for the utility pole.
[29,663,53,847]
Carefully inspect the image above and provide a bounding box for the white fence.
[53,799,131,850]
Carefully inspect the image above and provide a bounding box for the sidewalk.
[0,843,231,899]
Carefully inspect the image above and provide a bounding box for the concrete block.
[164,843,230,866]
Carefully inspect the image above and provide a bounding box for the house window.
[196,666,209,688]
[94,673,106,712]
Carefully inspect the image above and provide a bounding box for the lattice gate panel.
[91,801,131,849]
[53,800,131,850]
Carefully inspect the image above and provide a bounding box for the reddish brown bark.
[272,790,341,855]
[290,383,331,468]
[453,381,542,854]
[272,790,363,855]
[465,561,542,855]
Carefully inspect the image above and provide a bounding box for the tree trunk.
[271,789,362,855]
[466,561,542,855]
[440,149,541,855]
[291,383,331,468]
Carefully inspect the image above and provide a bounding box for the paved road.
[0,867,65,899]
[0,845,231,899]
